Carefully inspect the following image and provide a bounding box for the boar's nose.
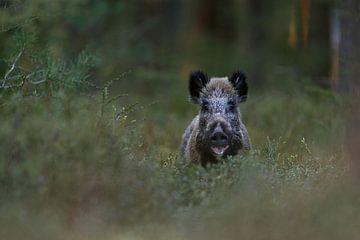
[210,123,228,146]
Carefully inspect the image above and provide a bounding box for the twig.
[0,81,25,89]
[0,16,39,33]
[106,94,128,105]
[2,50,23,87]
[29,79,47,85]
[104,69,132,88]
[114,102,139,121]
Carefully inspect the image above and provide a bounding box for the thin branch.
[0,16,39,33]
[114,103,139,121]
[2,50,23,87]
[0,81,24,89]
[106,94,128,105]
[29,79,47,85]
[104,69,132,88]
[3,74,22,81]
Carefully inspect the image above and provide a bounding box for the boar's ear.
[189,70,209,104]
[229,71,248,103]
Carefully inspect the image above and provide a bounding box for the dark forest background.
[0,0,355,90]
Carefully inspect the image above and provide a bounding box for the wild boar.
[180,70,250,166]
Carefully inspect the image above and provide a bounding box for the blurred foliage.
[0,0,335,91]
[0,90,355,239]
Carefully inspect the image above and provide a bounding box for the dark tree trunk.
[339,0,360,180]
[339,0,360,93]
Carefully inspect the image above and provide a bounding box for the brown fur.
[204,77,237,95]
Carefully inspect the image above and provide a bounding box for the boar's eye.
[202,99,209,111]
[228,100,236,112]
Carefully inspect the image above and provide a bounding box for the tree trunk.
[339,0,360,180]
[339,0,360,93]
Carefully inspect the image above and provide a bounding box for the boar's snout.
[210,123,228,145]
[208,122,230,156]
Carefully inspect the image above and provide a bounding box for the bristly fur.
[181,70,251,166]
[203,77,236,97]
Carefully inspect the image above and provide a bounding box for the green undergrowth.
[0,88,356,239]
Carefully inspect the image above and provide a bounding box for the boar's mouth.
[208,122,231,157]
[210,145,229,156]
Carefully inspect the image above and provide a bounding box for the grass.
[0,70,358,240]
